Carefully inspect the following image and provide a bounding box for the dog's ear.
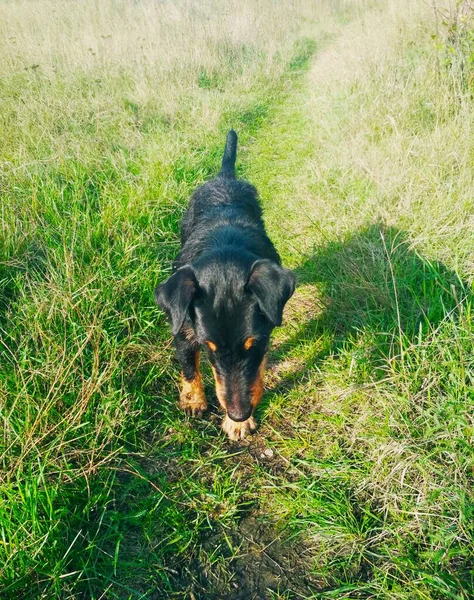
[246,260,296,326]
[154,266,199,335]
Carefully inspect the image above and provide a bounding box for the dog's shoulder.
[190,176,260,213]
[179,176,262,248]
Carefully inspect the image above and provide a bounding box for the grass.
[0,0,473,598]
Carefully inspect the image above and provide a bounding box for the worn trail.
[194,2,474,598]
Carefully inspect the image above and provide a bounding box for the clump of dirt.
[173,430,323,599]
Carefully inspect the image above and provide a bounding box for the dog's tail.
[219,129,237,178]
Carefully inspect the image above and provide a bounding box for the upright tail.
[219,129,237,178]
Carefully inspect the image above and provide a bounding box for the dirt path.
[187,2,474,598]
[196,6,401,598]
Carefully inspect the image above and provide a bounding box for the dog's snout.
[227,381,253,422]
[227,406,252,423]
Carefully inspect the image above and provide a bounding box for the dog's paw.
[179,394,208,417]
[179,378,208,418]
[221,414,257,441]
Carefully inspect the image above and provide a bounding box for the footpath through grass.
[1,1,473,598]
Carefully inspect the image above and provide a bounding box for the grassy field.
[0,0,473,598]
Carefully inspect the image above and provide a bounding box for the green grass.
[1,0,473,598]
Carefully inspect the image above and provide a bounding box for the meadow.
[0,0,473,598]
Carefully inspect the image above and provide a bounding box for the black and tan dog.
[155,130,295,440]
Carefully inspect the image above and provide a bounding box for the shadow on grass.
[261,222,471,405]
[210,223,473,600]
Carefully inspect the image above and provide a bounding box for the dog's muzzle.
[226,406,253,422]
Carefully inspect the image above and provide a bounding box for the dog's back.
[175,131,280,268]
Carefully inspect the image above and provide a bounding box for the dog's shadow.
[258,222,471,416]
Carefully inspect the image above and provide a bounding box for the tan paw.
[179,376,208,418]
[221,414,257,441]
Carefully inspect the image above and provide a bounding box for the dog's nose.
[227,407,252,423]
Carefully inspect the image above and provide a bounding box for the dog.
[155,130,295,440]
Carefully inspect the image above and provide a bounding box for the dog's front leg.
[174,331,208,417]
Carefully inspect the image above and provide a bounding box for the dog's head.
[155,252,295,422]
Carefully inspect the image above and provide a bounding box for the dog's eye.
[205,340,217,352]
[243,337,256,351]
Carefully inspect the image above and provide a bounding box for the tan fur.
[244,336,255,350]
[181,325,197,343]
[178,352,207,416]
[221,414,257,441]
[250,356,266,408]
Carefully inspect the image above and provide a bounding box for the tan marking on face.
[210,364,226,410]
[178,351,207,415]
[205,340,217,352]
[250,356,267,408]
[244,337,256,351]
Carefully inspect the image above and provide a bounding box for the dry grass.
[0,0,473,598]
[0,0,334,140]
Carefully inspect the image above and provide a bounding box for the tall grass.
[242,2,474,597]
[0,0,473,598]
[0,1,345,597]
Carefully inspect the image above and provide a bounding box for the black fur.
[155,130,295,424]
[219,129,237,178]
